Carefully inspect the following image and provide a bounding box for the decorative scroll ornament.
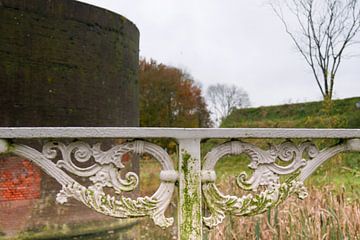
[9,140,178,228]
[201,139,360,228]
[1,136,359,232]
[202,141,315,228]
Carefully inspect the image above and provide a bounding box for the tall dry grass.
[139,157,360,239]
[206,177,360,240]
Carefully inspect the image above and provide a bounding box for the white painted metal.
[178,138,202,240]
[8,140,177,228]
[0,127,360,139]
[0,139,9,153]
[0,128,360,239]
[202,140,309,228]
[299,139,360,181]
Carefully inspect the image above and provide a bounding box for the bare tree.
[271,0,360,102]
[206,83,250,125]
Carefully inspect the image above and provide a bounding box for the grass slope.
[218,97,360,197]
[221,97,360,128]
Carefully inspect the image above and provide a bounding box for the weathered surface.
[0,127,360,139]
[0,157,41,201]
[0,0,140,237]
[0,0,139,127]
[1,128,360,238]
[178,139,202,240]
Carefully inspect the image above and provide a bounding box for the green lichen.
[203,170,308,228]
[180,150,201,239]
[47,77,54,84]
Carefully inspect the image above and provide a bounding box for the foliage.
[139,58,212,128]
[206,83,250,126]
[271,0,360,102]
[221,96,360,128]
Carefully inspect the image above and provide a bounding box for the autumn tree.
[206,83,250,126]
[139,58,212,128]
[271,0,360,103]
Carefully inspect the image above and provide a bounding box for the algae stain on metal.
[180,149,201,239]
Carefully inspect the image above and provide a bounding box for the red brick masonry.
[0,157,41,201]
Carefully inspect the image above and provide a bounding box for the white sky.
[78,0,359,107]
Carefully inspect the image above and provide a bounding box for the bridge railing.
[1,127,359,240]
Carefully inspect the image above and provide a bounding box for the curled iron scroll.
[202,140,316,228]
[201,139,360,228]
[0,139,178,228]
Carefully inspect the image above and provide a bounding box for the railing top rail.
[0,127,359,139]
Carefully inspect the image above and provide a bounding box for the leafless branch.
[206,84,250,125]
[270,0,360,100]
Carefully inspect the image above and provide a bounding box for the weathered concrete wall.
[0,0,140,237]
[0,0,139,127]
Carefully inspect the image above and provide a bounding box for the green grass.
[221,96,360,128]
[219,97,360,196]
[211,151,360,195]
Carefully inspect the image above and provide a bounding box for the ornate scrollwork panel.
[202,139,360,228]
[8,140,178,228]
[202,140,317,228]
[1,136,359,233]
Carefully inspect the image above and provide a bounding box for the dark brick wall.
[0,0,139,127]
[0,0,140,237]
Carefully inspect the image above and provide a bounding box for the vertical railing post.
[177,138,202,240]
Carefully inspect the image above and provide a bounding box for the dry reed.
[206,176,360,240]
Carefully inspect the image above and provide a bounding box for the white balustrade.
[1,127,359,240]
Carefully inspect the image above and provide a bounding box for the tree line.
[139,58,249,128]
[139,1,359,127]
[139,1,360,127]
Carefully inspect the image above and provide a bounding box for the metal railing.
[1,127,360,240]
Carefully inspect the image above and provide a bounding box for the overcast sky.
[79,0,359,107]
